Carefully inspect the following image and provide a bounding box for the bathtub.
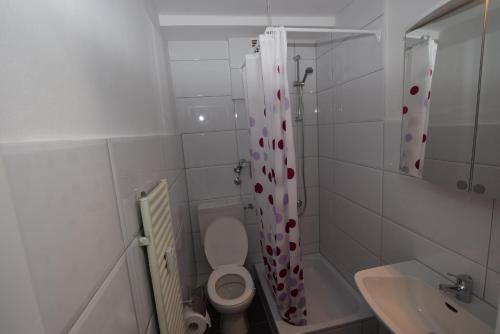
[255,254,374,334]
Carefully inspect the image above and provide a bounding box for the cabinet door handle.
[456,180,468,190]
[473,184,486,194]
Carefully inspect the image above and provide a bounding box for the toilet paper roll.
[183,306,211,334]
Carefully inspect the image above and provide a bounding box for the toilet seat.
[204,217,248,269]
[197,202,255,334]
[207,265,255,309]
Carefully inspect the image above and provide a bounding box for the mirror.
[401,0,500,199]
[474,0,500,198]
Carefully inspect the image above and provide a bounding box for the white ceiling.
[154,0,352,17]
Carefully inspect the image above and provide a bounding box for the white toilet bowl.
[207,265,255,333]
[198,202,256,334]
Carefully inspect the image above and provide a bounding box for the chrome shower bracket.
[234,158,247,174]
[234,159,247,185]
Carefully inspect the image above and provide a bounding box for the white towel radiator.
[139,179,186,334]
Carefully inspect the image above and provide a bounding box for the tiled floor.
[206,293,272,334]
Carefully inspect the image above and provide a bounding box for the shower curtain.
[242,27,307,326]
[400,38,438,177]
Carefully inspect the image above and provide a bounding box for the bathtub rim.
[254,253,373,334]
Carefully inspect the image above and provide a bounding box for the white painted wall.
[0,0,177,142]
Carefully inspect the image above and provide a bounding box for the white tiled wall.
[68,258,138,334]
[0,158,45,334]
[169,38,319,284]
[183,131,238,168]
[317,0,500,312]
[108,135,192,332]
[170,60,231,98]
[2,140,125,334]
[289,39,321,258]
[0,135,190,334]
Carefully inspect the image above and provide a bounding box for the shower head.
[301,67,314,84]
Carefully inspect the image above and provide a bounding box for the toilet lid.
[204,217,248,269]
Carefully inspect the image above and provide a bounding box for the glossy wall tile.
[2,140,124,334]
[170,38,320,283]
[0,133,193,334]
[316,1,500,311]
[68,258,138,334]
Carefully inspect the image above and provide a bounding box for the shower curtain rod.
[285,27,382,41]
[277,27,382,41]
[243,26,382,66]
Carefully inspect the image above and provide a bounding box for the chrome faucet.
[439,273,473,303]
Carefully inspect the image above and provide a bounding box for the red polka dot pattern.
[247,54,306,325]
[286,219,296,233]
[266,245,273,255]
[401,54,437,179]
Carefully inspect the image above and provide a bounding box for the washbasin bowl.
[355,261,496,334]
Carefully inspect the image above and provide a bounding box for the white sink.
[355,261,496,334]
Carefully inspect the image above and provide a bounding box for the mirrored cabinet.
[401,0,500,198]
[474,0,500,198]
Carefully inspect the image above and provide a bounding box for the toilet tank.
[197,199,244,245]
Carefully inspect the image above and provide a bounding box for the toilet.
[198,201,256,334]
